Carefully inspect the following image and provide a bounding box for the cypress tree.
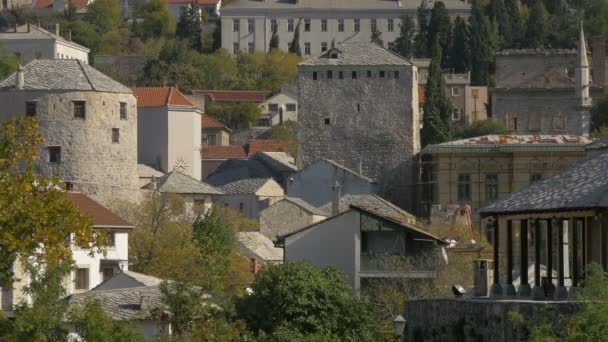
[468,0,494,85]
[288,19,302,56]
[176,0,203,52]
[505,0,523,48]
[269,27,279,51]
[392,15,416,58]
[525,0,549,48]
[414,0,430,57]
[427,1,452,65]
[449,17,469,73]
[421,42,453,147]
[487,0,511,48]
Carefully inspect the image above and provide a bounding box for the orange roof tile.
[202,113,230,131]
[33,0,52,8]
[202,146,247,159]
[131,87,194,108]
[247,139,288,157]
[67,193,133,228]
[191,90,271,102]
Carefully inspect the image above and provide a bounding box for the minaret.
[575,23,591,108]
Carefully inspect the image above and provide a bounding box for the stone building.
[298,42,419,209]
[259,197,328,240]
[492,28,607,136]
[0,59,139,206]
[220,0,471,56]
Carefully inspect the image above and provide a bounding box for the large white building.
[0,24,90,63]
[220,0,471,56]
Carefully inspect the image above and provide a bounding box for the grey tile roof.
[0,59,132,93]
[480,152,608,215]
[236,231,283,262]
[223,0,470,11]
[318,194,417,223]
[218,178,273,194]
[138,164,165,178]
[283,197,327,216]
[300,159,375,183]
[92,271,163,291]
[0,24,89,51]
[205,158,282,186]
[496,48,577,56]
[141,171,224,195]
[585,138,608,151]
[299,43,412,66]
[255,152,297,173]
[421,135,592,154]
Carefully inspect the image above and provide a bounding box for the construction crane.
[446,206,477,247]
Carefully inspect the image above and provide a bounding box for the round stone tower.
[0,59,139,206]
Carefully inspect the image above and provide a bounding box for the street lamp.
[393,315,406,341]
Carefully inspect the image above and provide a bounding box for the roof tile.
[201,113,230,130]
[67,192,133,228]
[247,139,289,157]
[131,87,194,107]
[202,146,247,159]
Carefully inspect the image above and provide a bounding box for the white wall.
[55,41,89,64]
[168,108,202,180]
[259,91,298,126]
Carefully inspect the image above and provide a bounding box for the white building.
[167,0,221,23]
[0,24,90,63]
[220,0,471,56]
[258,87,298,127]
[132,87,203,181]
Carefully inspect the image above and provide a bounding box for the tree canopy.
[85,0,121,34]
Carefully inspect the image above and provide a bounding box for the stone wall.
[259,200,326,240]
[404,298,579,342]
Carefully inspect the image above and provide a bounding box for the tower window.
[367,70,372,78]
[379,71,385,78]
[394,71,399,79]
[312,71,318,80]
[120,102,127,119]
[26,101,37,117]
[73,101,86,119]
[324,118,330,125]
[338,71,343,79]
[357,104,360,112]
[327,70,333,79]
[352,71,357,79]
[48,146,61,163]
[112,128,120,143]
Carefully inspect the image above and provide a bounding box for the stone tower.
[297,42,419,209]
[0,59,139,206]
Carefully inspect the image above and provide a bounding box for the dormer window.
[327,48,341,59]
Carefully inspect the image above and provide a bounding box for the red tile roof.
[202,146,247,159]
[71,0,89,9]
[167,0,218,4]
[33,0,52,8]
[202,113,230,131]
[67,193,133,228]
[247,139,288,157]
[131,87,194,108]
[191,90,271,103]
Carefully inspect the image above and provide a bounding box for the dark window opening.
[49,146,61,163]
[530,174,542,184]
[119,102,127,120]
[357,103,360,112]
[327,70,333,79]
[26,101,37,117]
[324,118,330,125]
[367,70,372,78]
[352,71,357,79]
[379,71,385,78]
[73,101,86,119]
[112,128,120,143]
[485,174,499,201]
[313,71,318,80]
[65,182,74,191]
[394,71,400,79]
[338,71,343,79]
[457,174,471,201]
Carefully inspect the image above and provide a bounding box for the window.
[312,71,318,80]
[288,19,294,32]
[304,19,311,32]
[338,19,344,32]
[529,112,541,131]
[271,19,278,32]
[105,232,116,247]
[394,71,399,79]
[239,202,244,213]
[388,18,394,32]
[379,70,385,78]
[305,42,311,55]
[338,71,344,79]
[530,174,542,184]
[452,108,462,121]
[354,19,360,32]
[485,174,499,201]
[327,70,333,79]
[248,19,254,33]
[321,42,328,52]
[112,128,120,143]
[357,103,360,112]
[233,19,239,31]
[233,43,239,54]
[48,146,61,163]
[457,174,471,201]
[286,103,297,111]
[64,182,74,191]
[371,18,377,31]
[75,268,89,290]
[324,118,331,125]
[248,42,255,53]
[352,71,357,79]
[207,134,217,146]
[367,70,372,78]
[73,101,86,119]
[321,19,327,32]
[451,87,461,96]
[26,101,37,117]
[119,102,127,120]
[268,103,279,111]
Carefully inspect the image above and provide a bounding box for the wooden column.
[602,214,607,272]
[555,218,568,299]
[505,220,516,295]
[572,218,579,287]
[518,219,531,297]
[532,219,544,299]
[491,217,503,296]
[546,219,555,298]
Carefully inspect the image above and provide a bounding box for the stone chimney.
[139,295,151,311]
[331,181,341,216]
[16,65,24,90]
[55,23,60,36]
[64,29,72,42]
[592,36,606,86]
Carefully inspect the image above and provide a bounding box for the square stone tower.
[297,42,419,209]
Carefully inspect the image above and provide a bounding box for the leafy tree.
[454,119,508,138]
[421,43,453,147]
[176,0,204,52]
[269,26,279,51]
[427,1,451,65]
[505,0,524,48]
[99,28,146,56]
[468,0,494,85]
[85,0,121,34]
[414,0,430,57]
[68,21,102,58]
[237,262,381,341]
[525,0,549,48]
[0,45,19,79]
[206,102,262,129]
[591,90,608,132]
[140,0,176,40]
[371,28,384,46]
[288,19,302,56]
[392,15,416,58]
[449,17,469,73]
[70,299,146,342]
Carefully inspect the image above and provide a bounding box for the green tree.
[487,0,511,48]
[371,28,384,46]
[505,0,524,48]
[70,299,146,342]
[140,0,176,40]
[449,17,469,73]
[427,1,451,65]
[288,19,302,56]
[468,0,494,85]
[269,26,279,51]
[591,90,608,132]
[421,43,453,147]
[68,21,102,59]
[392,15,416,58]
[176,0,204,52]
[206,102,262,129]
[236,262,380,341]
[0,45,19,79]
[267,121,297,157]
[414,0,430,57]
[454,120,508,138]
[525,0,549,48]
[85,0,121,34]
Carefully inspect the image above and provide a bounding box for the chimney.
[65,29,72,42]
[592,36,606,86]
[16,65,24,90]
[27,22,30,33]
[140,295,151,311]
[331,181,341,216]
[55,23,60,36]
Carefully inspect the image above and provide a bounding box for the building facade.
[0,59,139,206]
[220,0,471,56]
[258,87,298,127]
[298,42,419,209]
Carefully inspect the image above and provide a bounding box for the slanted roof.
[138,164,165,179]
[247,139,291,157]
[299,159,375,183]
[223,0,470,11]
[0,59,131,93]
[202,146,248,159]
[131,87,194,107]
[281,197,327,216]
[585,137,608,151]
[318,194,417,224]
[92,271,162,291]
[191,89,271,102]
[67,192,133,228]
[421,135,593,154]
[299,42,412,66]
[141,171,223,195]
[217,178,274,195]
[255,152,297,173]
[496,49,577,56]
[480,152,608,215]
[201,113,231,132]
[0,25,89,51]
[205,158,280,186]
[33,0,53,8]
[236,232,283,262]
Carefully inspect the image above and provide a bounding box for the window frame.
[338,18,344,32]
[452,107,462,121]
[321,42,328,52]
[370,18,377,32]
[304,19,311,32]
[321,19,328,32]
[485,174,499,202]
[271,19,278,32]
[286,103,297,111]
[112,128,120,144]
[207,134,217,146]
[248,18,255,33]
[288,19,294,32]
[26,101,37,117]
[248,42,255,53]
[233,19,240,32]
[119,102,127,120]
[304,42,311,55]
[457,174,471,201]
[451,87,461,97]
[327,70,333,79]
[74,267,89,290]
[48,146,61,163]
[73,101,86,119]
[388,18,394,32]
[354,19,360,32]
